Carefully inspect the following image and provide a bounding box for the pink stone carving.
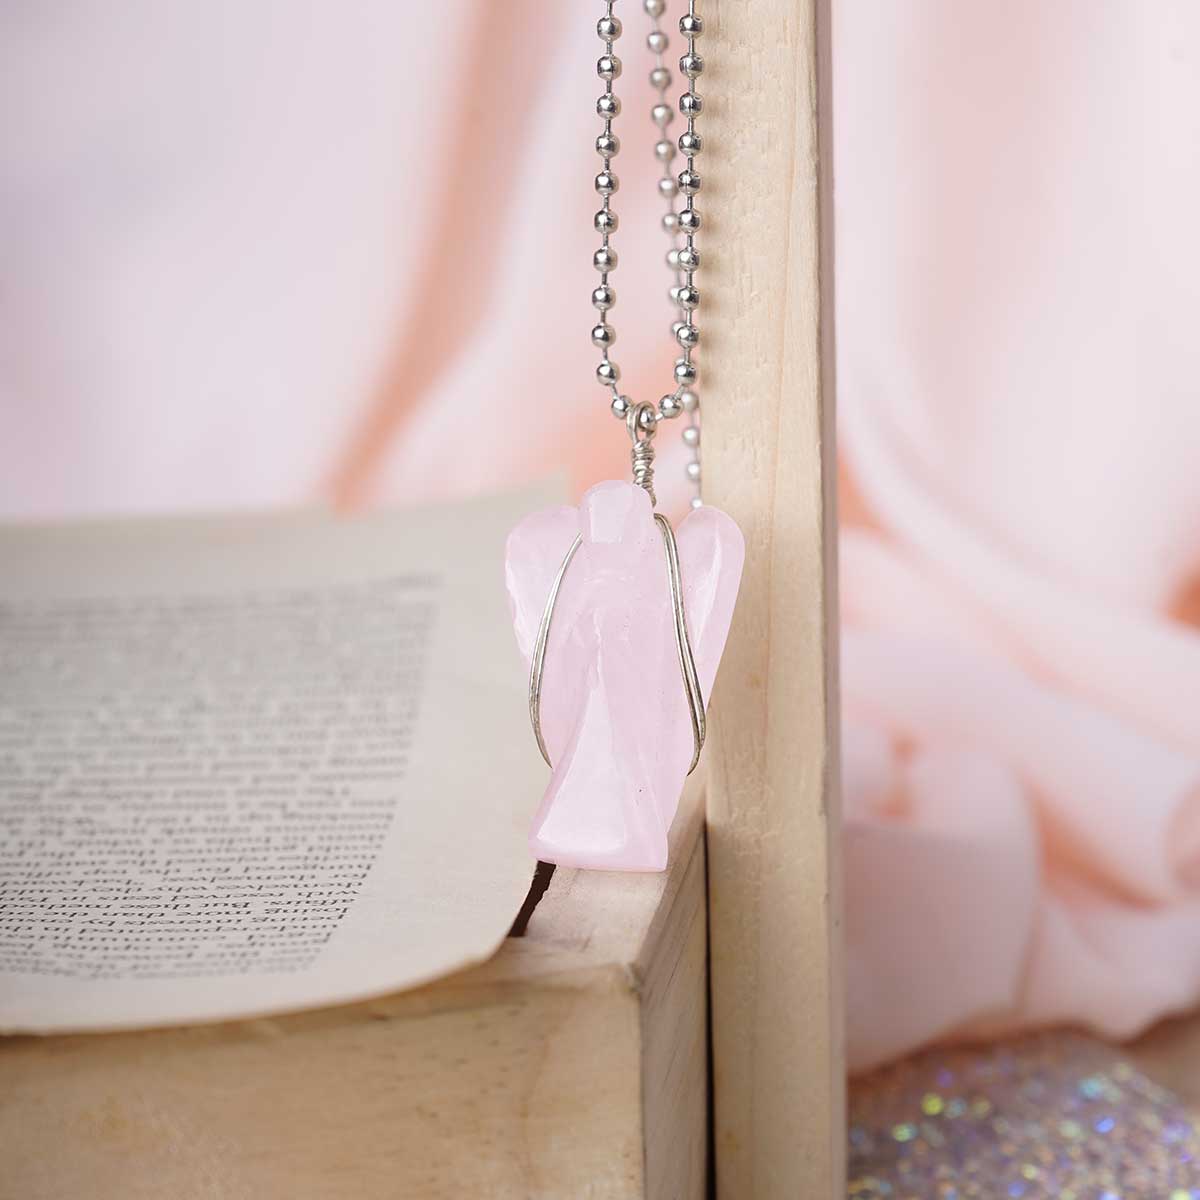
[505,480,745,872]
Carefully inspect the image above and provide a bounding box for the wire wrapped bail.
[626,401,658,507]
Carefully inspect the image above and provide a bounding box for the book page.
[0,486,556,1033]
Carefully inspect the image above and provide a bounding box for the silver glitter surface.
[849,1034,1200,1199]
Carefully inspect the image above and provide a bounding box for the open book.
[0,487,553,1033]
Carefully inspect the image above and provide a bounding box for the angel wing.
[503,504,579,668]
[674,503,746,705]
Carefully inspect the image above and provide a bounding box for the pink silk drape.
[836,1,1200,1069]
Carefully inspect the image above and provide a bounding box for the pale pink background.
[3,1,1199,1071]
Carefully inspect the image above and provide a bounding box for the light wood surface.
[0,785,708,1200]
[702,0,845,1196]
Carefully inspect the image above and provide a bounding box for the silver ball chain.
[593,0,704,509]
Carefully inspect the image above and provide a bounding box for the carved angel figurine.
[505,480,744,871]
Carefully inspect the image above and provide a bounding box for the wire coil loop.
[627,401,658,507]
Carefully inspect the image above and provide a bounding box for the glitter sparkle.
[848,1034,1200,1198]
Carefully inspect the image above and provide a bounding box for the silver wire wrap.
[527,513,706,775]
[527,533,583,768]
[628,400,658,507]
[631,440,656,507]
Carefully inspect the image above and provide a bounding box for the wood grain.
[701,0,845,1196]
[0,788,708,1199]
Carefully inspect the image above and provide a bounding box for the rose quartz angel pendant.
[505,479,744,872]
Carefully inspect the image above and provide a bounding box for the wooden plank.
[702,0,845,1196]
[640,779,709,1200]
[0,789,708,1199]
[0,966,644,1200]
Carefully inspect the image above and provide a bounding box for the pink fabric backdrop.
[3,1,1199,1071]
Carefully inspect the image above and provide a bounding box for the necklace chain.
[593,0,704,509]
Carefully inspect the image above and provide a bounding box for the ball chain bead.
[596,360,620,386]
[690,495,703,510]
[587,5,708,464]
